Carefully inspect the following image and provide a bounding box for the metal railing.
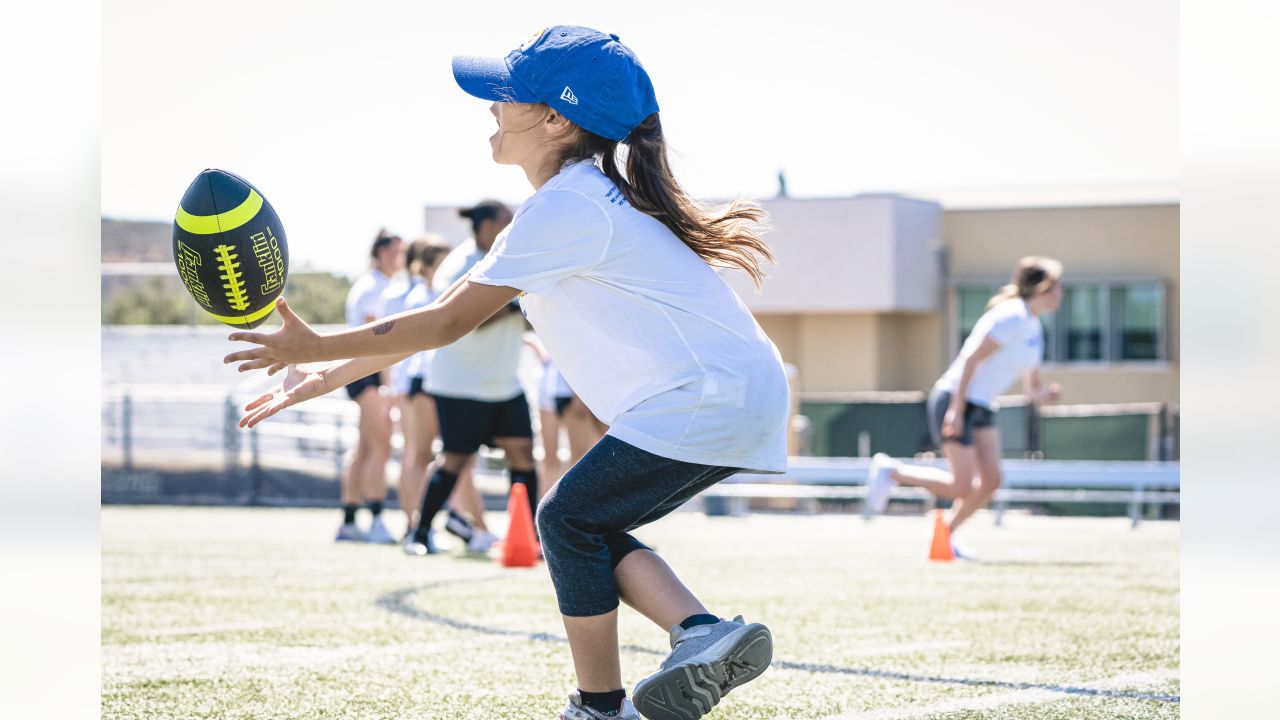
[719,456,1179,527]
[103,384,1180,524]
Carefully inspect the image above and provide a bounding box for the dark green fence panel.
[798,401,928,457]
[994,403,1032,458]
[1040,413,1152,461]
[798,398,1173,461]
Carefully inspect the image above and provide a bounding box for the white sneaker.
[467,530,499,554]
[951,541,977,561]
[557,692,640,719]
[334,522,366,543]
[403,529,438,556]
[365,516,396,545]
[865,453,898,515]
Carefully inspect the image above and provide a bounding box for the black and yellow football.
[172,169,289,329]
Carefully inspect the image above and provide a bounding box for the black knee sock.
[509,468,538,527]
[342,504,358,525]
[679,614,720,630]
[367,500,383,518]
[579,689,626,716]
[414,467,460,543]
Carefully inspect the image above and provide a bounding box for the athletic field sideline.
[102,508,1178,719]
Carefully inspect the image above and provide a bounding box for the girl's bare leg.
[563,549,708,692]
[948,428,1003,533]
[891,443,977,500]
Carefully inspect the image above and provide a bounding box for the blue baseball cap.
[452,25,660,143]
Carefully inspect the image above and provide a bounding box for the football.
[172,169,289,328]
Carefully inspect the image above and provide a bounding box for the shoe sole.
[632,624,773,720]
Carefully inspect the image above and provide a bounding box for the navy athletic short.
[432,392,534,454]
[928,389,997,447]
[345,372,382,401]
[554,395,574,418]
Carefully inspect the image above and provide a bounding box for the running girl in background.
[865,256,1066,557]
[224,26,789,720]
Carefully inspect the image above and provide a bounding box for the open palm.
[240,364,329,429]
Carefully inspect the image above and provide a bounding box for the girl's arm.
[237,352,411,428]
[223,280,521,372]
[1022,367,1062,404]
[941,336,1001,439]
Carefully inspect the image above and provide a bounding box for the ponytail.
[986,284,1020,310]
[556,113,774,288]
[988,256,1064,309]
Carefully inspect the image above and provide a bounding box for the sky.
[102,0,1177,274]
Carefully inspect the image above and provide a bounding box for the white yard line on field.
[812,668,1180,720]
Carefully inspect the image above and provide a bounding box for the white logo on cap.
[560,86,579,105]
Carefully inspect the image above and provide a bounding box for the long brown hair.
[987,255,1064,309]
[554,113,774,287]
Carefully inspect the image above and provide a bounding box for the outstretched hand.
[239,364,329,428]
[224,297,321,374]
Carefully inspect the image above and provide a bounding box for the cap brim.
[451,55,539,103]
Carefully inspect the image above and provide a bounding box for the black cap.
[458,199,508,225]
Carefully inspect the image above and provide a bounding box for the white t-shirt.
[936,297,1044,409]
[377,277,420,394]
[426,239,527,401]
[402,279,439,383]
[470,160,789,473]
[345,269,391,328]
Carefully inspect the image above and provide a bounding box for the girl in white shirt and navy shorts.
[226,25,789,720]
[864,257,1066,556]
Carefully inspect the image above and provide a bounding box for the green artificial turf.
[102,507,1178,719]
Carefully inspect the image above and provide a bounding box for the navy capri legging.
[535,435,739,617]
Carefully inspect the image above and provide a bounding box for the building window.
[1111,283,1163,361]
[955,280,1165,363]
[1060,285,1105,361]
[956,287,993,351]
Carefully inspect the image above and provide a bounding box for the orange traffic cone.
[501,483,539,568]
[928,509,954,562]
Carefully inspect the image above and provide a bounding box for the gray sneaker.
[334,522,366,543]
[632,616,772,720]
[558,692,640,719]
[365,516,397,545]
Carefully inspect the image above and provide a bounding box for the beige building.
[727,198,1178,405]
[426,196,1179,406]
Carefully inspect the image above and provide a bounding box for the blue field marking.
[374,578,1179,705]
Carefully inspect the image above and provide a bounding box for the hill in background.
[103,218,171,262]
[102,218,351,325]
